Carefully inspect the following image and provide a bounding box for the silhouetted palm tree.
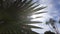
[0,0,46,34]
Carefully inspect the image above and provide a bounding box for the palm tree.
[0,0,46,34]
[46,18,60,34]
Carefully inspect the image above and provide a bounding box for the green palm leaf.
[0,0,46,34]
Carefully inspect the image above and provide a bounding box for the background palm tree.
[0,0,46,34]
[46,18,60,34]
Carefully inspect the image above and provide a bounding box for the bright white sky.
[30,0,60,34]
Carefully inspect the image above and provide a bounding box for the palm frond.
[26,25,43,29]
[0,0,46,34]
[34,11,47,14]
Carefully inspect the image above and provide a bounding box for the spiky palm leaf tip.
[0,0,46,34]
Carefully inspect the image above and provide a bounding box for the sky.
[30,0,60,34]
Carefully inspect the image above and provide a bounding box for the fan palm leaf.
[0,0,46,34]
